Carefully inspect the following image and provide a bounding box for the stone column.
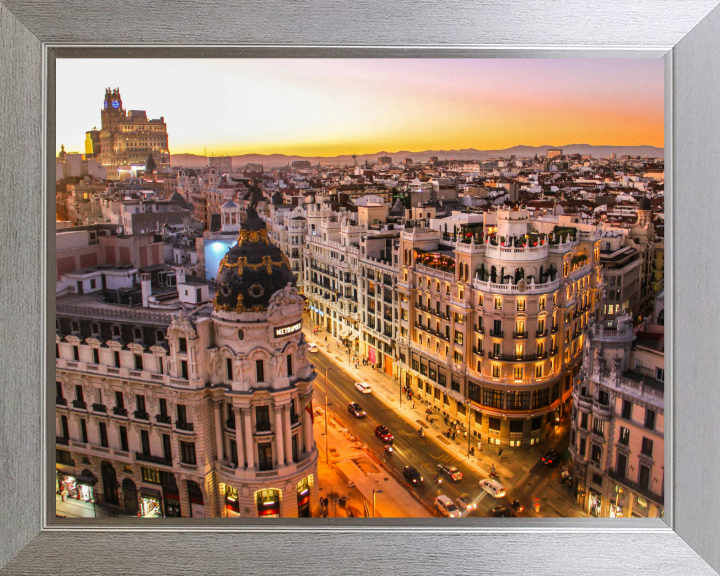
[213,401,224,462]
[283,405,293,464]
[274,406,285,467]
[242,408,254,469]
[302,398,313,454]
[233,407,245,469]
[177,474,191,518]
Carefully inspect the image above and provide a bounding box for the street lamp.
[372,489,383,518]
[465,400,474,459]
[324,367,331,467]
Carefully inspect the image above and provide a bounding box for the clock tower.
[101,87,124,130]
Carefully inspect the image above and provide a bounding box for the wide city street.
[308,334,584,518]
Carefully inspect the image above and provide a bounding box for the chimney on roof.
[140,273,152,307]
[173,266,186,285]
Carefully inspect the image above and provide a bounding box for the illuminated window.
[514,366,523,380]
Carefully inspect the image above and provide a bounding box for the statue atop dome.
[244,179,266,218]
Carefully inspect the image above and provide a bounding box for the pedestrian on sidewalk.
[478,440,482,452]
[498,448,503,457]
[412,401,415,409]
[452,431,456,441]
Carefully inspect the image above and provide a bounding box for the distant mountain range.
[170,144,663,169]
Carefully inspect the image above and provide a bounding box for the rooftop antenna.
[352,152,357,167]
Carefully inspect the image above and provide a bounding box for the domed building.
[54,202,319,519]
[209,209,319,517]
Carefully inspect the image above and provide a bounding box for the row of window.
[58,413,196,465]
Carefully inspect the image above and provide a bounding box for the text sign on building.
[275,321,302,338]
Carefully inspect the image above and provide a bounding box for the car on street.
[509,499,524,513]
[541,449,561,466]
[355,381,372,394]
[455,493,477,514]
[479,479,506,498]
[491,506,515,517]
[308,344,319,353]
[437,464,463,481]
[403,465,424,485]
[347,402,366,418]
[374,425,394,443]
[435,495,460,518]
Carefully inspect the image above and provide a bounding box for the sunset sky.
[56,59,664,157]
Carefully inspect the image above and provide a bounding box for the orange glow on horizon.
[56,59,664,157]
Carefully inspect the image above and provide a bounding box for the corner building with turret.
[397,207,603,447]
[55,211,319,518]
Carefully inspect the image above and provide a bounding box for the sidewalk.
[305,323,585,518]
[55,495,125,518]
[314,405,431,518]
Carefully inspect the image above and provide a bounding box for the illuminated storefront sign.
[275,321,302,338]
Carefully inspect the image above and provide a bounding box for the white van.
[479,479,506,498]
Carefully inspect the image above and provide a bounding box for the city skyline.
[56,58,664,157]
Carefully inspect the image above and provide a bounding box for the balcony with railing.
[489,330,504,338]
[574,391,592,412]
[474,325,484,335]
[56,397,67,406]
[113,406,128,417]
[536,329,548,338]
[472,276,560,295]
[91,403,106,413]
[175,421,194,432]
[56,436,69,446]
[414,323,449,342]
[72,399,87,410]
[134,410,150,421]
[156,414,171,425]
[513,331,528,339]
[136,452,173,467]
[592,400,613,420]
[607,469,664,507]
[487,351,548,362]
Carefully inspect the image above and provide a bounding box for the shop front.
[256,488,281,518]
[588,490,602,517]
[139,489,163,518]
[384,355,394,377]
[163,487,182,517]
[224,485,240,517]
[297,477,311,517]
[187,480,205,518]
[57,470,96,503]
[368,346,376,365]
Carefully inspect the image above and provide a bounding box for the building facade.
[98,88,170,180]
[397,207,603,447]
[570,314,664,518]
[55,214,319,518]
[304,206,363,349]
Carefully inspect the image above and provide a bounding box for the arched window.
[111,325,121,338]
[71,321,80,333]
[133,327,143,341]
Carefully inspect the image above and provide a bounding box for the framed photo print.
[1,1,720,575]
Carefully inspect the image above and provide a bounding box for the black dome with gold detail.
[213,216,295,313]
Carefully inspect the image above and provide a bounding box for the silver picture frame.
[1,1,719,573]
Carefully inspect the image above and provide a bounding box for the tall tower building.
[98,88,170,179]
